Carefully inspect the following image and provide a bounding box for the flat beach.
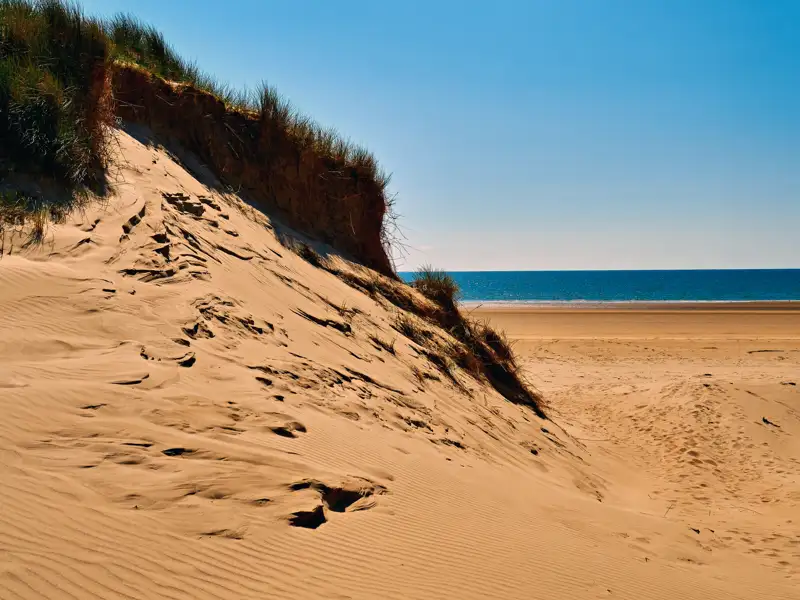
[471,301,800,339]
[474,301,800,597]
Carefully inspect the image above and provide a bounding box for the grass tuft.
[411,265,460,311]
[472,319,517,365]
[295,242,326,269]
[0,0,112,216]
[370,335,396,355]
[393,313,431,346]
[0,188,70,248]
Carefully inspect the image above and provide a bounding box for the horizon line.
[397,267,800,273]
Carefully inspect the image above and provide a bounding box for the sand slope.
[1,130,797,599]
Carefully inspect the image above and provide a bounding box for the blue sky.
[83,0,799,270]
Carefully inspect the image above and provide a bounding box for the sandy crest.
[0,129,797,599]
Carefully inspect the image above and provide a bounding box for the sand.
[1,129,798,599]
[474,304,800,596]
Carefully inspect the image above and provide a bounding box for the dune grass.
[104,13,390,191]
[0,0,111,198]
[1,0,390,233]
[409,268,540,410]
[410,267,542,414]
[410,266,460,311]
[104,13,249,109]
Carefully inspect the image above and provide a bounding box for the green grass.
[0,0,111,197]
[104,13,249,109]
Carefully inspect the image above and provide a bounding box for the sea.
[397,269,800,304]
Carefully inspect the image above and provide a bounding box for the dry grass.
[411,266,460,311]
[0,193,29,251]
[444,337,483,375]
[370,335,396,355]
[393,313,433,346]
[468,319,517,365]
[331,262,545,417]
[294,242,326,269]
[0,188,76,249]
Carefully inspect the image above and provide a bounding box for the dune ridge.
[1,0,392,275]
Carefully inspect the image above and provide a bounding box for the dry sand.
[474,304,800,597]
[1,129,798,599]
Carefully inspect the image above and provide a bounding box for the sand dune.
[1,130,798,599]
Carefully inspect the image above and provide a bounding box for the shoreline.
[462,300,800,312]
[470,301,800,339]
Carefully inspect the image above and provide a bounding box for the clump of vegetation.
[295,242,326,269]
[445,337,482,375]
[104,13,247,108]
[410,267,543,416]
[410,266,460,312]
[0,0,112,227]
[0,189,57,246]
[472,319,517,365]
[393,312,432,346]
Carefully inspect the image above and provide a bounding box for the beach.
[471,301,800,338]
[477,301,800,594]
[2,2,797,597]
[1,130,798,600]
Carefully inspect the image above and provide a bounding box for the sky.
[82,0,800,271]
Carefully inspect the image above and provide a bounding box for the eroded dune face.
[0,130,797,600]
